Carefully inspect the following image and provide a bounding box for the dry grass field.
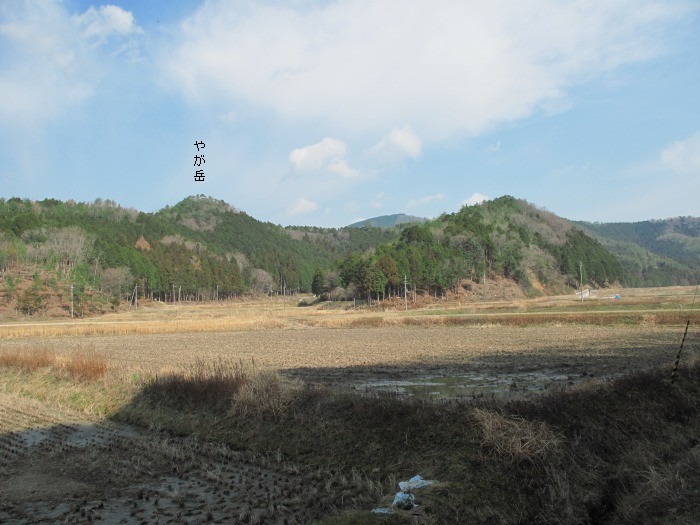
[1,286,698,523]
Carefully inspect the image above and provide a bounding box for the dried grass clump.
[150,358,249,409]
[233,370,301,418]
[0,346,108,380]
[147,358,300,417]
[472,408,564,465]
[61,351,108,380]
[0,346,55,370]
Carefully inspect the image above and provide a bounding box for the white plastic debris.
[398,474,435,492]
[392,491,415,510]
[371,474,438,514]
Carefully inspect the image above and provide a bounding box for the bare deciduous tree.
[251,268,274,293]
[99,266,133,297]
[23,227,94,269]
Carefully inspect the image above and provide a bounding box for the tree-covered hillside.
[578,218,700,286]
[0,195,396,315]
[329,196,624,301]
[155,196,396,291]
[1,193,693,316]
[0,197,245,313]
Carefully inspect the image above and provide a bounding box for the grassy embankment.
[1,304,698,339]
[1,341,699,524]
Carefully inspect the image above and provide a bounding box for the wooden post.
[671,320,691,384]
[404,275,408,311]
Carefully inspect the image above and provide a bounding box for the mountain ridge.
[0,194,697,317]
[347,213,426,229]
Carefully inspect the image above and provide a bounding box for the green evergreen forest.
[0,195,393,313]
[0,194,696,315]
[333,196,625,300]
[577,218,700,286]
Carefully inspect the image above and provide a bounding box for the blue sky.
[1,0,699,227]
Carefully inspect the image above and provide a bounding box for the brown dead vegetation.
[472,407,564,465]
[0,346,108,381]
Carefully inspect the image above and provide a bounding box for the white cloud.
[0,1,141,127]
[164,0,689,139]
[661,132,700,173]
[371,125,422,161]
[407,193,445,209]
[328,159,362,179]
[287,197,319,216]
[289,137,363,178]
[75,5,142,39]
[461,193,490,207]
[290,137,347,172]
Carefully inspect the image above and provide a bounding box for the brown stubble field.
[0,323,687,385]
[1,286,699,523]
[2,283,697,384]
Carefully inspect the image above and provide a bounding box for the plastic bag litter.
[371,474,437,514]
[392,491,415,510]
[398,474,435,492]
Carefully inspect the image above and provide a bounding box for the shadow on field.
[109,351,700,525]
[0,388,374,525]
[2,336,700,524]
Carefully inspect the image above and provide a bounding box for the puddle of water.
[12,423,140,452]
[358,370,599,399]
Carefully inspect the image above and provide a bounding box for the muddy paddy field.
[1,291,699,524]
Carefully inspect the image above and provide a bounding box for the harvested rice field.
[0,323,687,395]
[0,394,371,524]
[1,288,699,523]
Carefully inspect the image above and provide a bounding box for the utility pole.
[134,283,138,310]
[404,275,408,311]
[70,284,74,318]
[580,261,583,303]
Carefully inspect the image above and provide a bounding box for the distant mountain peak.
[347,213,426,229]
[169,195,240,215]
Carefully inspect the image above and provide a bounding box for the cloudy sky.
[1,0,699,227]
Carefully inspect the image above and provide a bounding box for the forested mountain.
[328,196,624,301]
[577,218,700,286]
[0,194,695,316]
[0,195,395,315]
[347,214,426,229]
